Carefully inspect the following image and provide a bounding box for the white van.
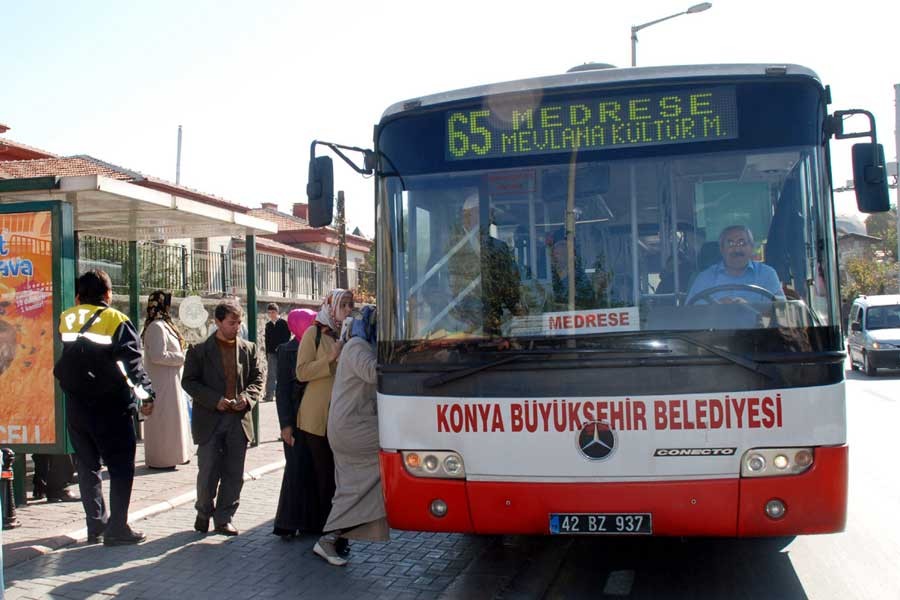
[847,294,900,375]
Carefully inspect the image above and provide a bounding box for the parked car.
[847,294,900,376]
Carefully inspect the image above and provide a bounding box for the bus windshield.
[378,80,839,360]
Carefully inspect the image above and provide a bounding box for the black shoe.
[46,490,80,503]
[213,522,239,536]
[86,532,103,544]
[335,537,351,557]
[103,527,146,546]
[31,490,46,501]
[194,515,210,533]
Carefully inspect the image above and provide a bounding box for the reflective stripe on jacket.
[59,303,154,401]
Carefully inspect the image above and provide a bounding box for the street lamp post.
[631,2,712,67]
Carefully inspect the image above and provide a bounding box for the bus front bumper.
[379,445,847,536]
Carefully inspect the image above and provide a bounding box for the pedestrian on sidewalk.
[56,269,155,546]
[264,303,291,402]
[182,299,263,536]
[315,306,386,567]
[296,289,354,536]
[272,308,318,538]
[31,453,78,502]
[141,290,192,470]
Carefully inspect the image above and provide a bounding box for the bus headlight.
[443,455,463,475]
[402,450,466,479]
[741,447,814,477]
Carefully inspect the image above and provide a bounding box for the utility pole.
[894,84,899,291]
[336,190,348,289]
[176,125,183,185]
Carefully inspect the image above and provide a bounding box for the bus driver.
[686,225,784,305]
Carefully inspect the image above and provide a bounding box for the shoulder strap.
[315,324,322,350]
[78,307,107,335]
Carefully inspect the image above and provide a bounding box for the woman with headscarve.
[296,289,354,537]
[314,306,385,566]
[141,290,192,469]
[272,308,317,538]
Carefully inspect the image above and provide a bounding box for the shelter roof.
[0,175,276,241]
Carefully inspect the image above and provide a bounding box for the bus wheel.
[863,352,877,376]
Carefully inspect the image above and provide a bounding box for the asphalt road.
[529,367,900,599]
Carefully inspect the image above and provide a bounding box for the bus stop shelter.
[0,175,277,504]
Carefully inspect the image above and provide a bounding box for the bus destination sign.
[446,86,738,161]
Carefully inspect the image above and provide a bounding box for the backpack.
[53,308,120,400]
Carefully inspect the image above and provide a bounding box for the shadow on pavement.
[6,517,486,600]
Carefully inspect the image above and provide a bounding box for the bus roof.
[380,63,821,121]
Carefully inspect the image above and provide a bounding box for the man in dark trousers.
[182,299,263,536]
[58,269,155,545]
[264,303,290,402]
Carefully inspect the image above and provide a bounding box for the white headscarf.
[315,288,352,333]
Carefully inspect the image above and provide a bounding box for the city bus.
[307,63,889,537]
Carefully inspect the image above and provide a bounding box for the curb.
[4,459,285,568]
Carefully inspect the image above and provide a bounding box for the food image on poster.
[0,211,55,445]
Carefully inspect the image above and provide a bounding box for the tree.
[865,207,898,261]
[843,256,894,300]
[354,246,376,303]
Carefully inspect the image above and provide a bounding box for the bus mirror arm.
[827,110,891,214]
[307,140,377,227]
[310,140,375,175]
[828,109,878,144]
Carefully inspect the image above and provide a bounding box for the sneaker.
[313,534,348,566]
[46,489,80,503]
[103,527,146,546]
[335,536,351,557]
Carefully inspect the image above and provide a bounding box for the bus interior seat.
[698,242,721,271]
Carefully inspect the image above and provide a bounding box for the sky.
[1,0,898,238]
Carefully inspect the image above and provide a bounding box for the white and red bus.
[308,64,889,537]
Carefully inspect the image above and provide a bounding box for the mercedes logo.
[577,421,616,461]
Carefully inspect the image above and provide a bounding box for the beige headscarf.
[315,288,353,335]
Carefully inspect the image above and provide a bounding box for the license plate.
[549,513,652,535]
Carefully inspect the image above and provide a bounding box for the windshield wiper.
[423,353,537,388]
[750,350,845,364]
[669,333,773,381]
[422,344,673,389]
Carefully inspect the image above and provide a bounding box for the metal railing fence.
[76,236,360,302]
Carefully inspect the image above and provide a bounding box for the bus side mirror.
[850,321,861,332]
[307,155,334,227]
[851,143,890,213]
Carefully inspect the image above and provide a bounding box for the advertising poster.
[0,211,55,445]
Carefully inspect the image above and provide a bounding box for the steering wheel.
[686,283,778,306]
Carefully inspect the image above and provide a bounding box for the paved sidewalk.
[2,401,286,568]
[2,433,493,600]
